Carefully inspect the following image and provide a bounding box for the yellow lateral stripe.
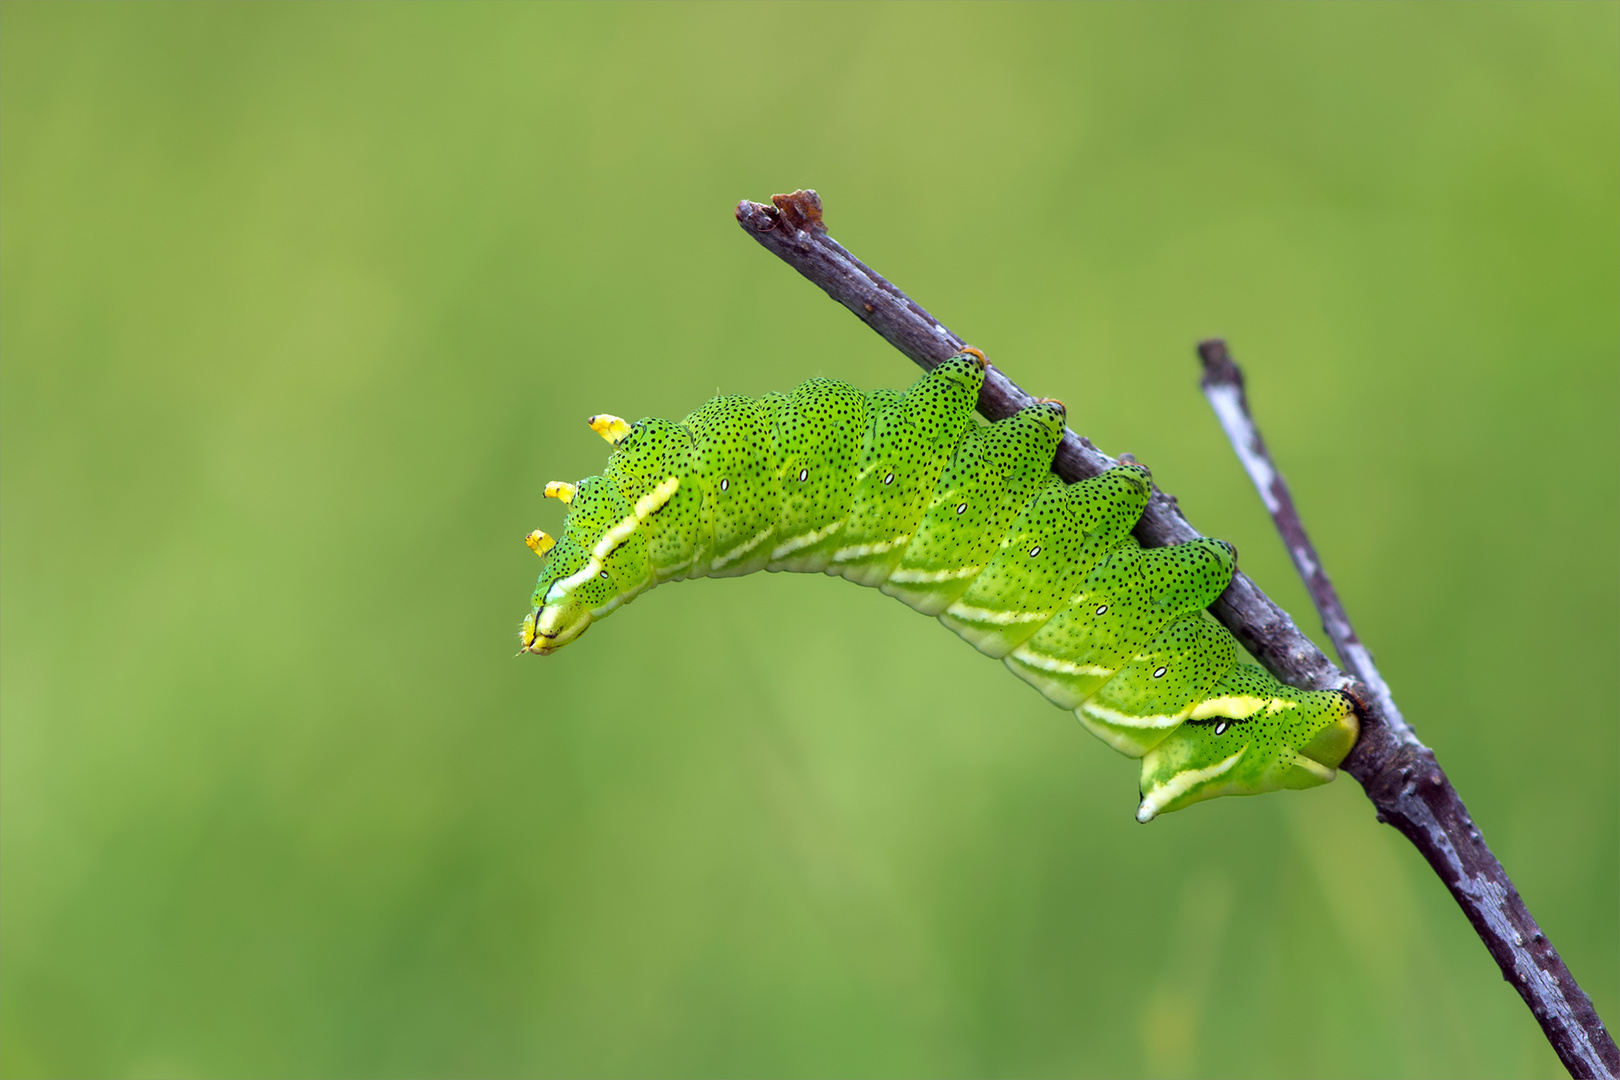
[1289,752,1336,782]
[1187,694,1276,721]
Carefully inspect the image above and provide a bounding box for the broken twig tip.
[1197,338,1243,388]
[734,200,776,232]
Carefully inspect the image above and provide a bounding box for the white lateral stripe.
[551,476,682,600]
[945,601,1052,626]
[656,552,701,580]
[769,519,843,559]
[832,535,909,562]
[553,560,601,599]
[1009,647,1113,679]
[1081,701,1186,730]
[712,524,776,569]
[1138,747,1248,821]
[887,564,984,584]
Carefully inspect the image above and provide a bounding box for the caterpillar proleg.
[519,351,1358,821]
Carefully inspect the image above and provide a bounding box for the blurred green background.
[3,4,1615,1077]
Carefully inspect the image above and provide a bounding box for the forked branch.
[1196,339,1614,1077]
[736,189,1616,1079]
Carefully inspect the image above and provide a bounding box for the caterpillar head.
[521,478,652,654]
[522,416,673,655]
[520,534,599,655]
[1134,670,1360,821]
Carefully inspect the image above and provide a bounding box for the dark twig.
[736,189,1617,1079]
[1197,341,1412,739]
[1197,340,1616,1078]
[735,191,1341,694]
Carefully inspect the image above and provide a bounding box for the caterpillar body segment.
[520,352,1358,820]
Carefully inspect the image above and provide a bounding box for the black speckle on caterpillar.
[520,351,1358,821]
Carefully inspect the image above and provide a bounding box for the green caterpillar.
[518,351,1359,821]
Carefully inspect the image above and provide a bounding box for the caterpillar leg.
[1134,666,1359,822]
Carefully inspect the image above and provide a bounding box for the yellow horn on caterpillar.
[544,481,576,504]
[524,530,555,557]
[587,414,632,445]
